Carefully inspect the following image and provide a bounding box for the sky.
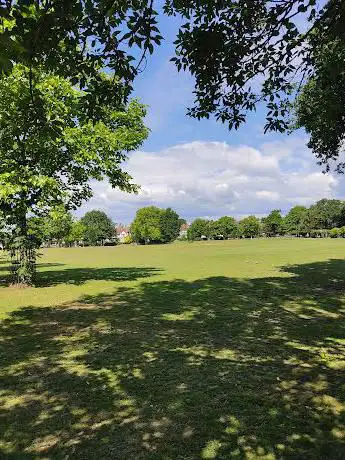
[79,6,344,224]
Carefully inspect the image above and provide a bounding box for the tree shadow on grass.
[37,266,162,287]
[0,263,66,287]
[0,266,161,287]
[1,259,345,458]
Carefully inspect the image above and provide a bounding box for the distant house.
[115,224,130,243]
[179,223,190,238]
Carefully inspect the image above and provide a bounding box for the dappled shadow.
[1,259,345,458]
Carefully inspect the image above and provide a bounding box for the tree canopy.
[239,216,261,239]
[81,210,115,246]
[187,219,211,241]
[0,66,147,223]
[0,66,147,283]
[284,206,308,235]
[210,216,238,240]
[1,1,344,167]
[262,210,283,236]
[131,206,182,244]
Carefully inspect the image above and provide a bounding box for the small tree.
[187,219,211,241]
[65,221,86,247]
[44,207,73,246]
[239,216,260,239]
[0,66,147,284]
[330,228,339,238]
[283,206,307,236]
[81,211,115,246]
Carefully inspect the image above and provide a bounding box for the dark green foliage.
[210,216,238,240]
[239,216,260,239]
[160,208,181,243]
[262,210,283,236]
[283,206,308,235]
[0,0,164,117]
[1,0,342,145]
[187,219,211,241]
[81,211,115,246]
[295,6,345,170]
[309,199,345,229]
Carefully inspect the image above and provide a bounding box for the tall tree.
[210,216,238,240]
[262,210,283,236]
[131,206,163,244]
[239,216,260,239]
[309,199,345,229]
[0,66,147,284]
[187,219,211,241]
[160,208,181,243]
[81,211,115,246]
[284,206,308,235]
[44,207,73,246]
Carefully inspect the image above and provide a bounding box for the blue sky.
[80,7,343,224]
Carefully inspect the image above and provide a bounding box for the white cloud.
[78,138,340,223]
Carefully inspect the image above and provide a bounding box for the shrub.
[339,227,345,238]
[330,228,339,238]
[123,235,133,244]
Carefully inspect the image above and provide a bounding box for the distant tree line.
[0,209,116,249]
[187,199,345,241]
[2,199,345,250]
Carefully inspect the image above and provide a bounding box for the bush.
[330,228,339,238]
[123,235,133,244]
[339,227,345,238]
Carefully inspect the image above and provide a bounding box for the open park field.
[1,239,345,458]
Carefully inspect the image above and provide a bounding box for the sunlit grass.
[1,239,345,458]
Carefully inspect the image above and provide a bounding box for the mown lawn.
[1,239,345,459]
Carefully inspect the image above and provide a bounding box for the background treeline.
[2,198,345,249]
[187,199,345,241]
[0,209,116,249]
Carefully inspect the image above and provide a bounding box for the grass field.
[1,239,345,458]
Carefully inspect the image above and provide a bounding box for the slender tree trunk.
[10,210,37,286]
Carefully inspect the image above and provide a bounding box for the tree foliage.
[210,216,238,240]
[187,219,211,241]
[239,216,260,239]
[131,206,181,244]
[81,210,115,246]
[284,206,308,235]
[0,65,147,283]
[65,221,87,247]
[44,207,73,245]
[160,208,181,243]
[308,199,345,229]
[294,7,345,170]
[262,210,283,236]
[0,1,343,146]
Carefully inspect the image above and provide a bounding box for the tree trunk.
[9,211,37,286]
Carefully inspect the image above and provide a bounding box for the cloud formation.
[79,138,339,223]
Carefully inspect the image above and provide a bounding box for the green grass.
[1,239,345,458]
